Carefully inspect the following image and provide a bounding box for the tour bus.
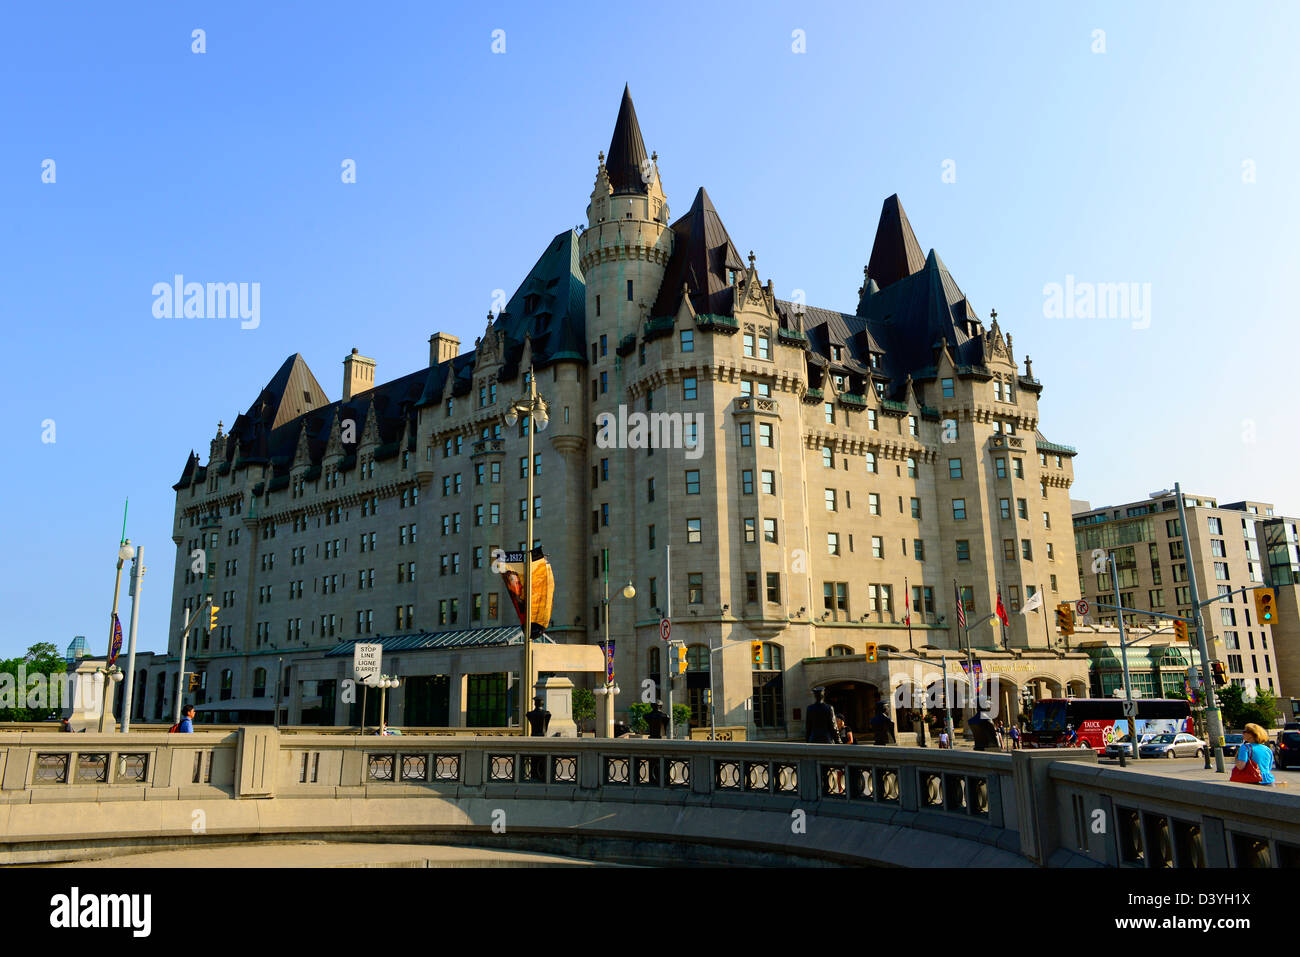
[1023,698,1193,752]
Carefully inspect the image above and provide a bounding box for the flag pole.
[1041,582,1051,648]
[905,576,913,650]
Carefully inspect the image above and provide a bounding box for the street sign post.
[1075,599,1089,618]
[1122,700,1138,719]
[660,617,671,642]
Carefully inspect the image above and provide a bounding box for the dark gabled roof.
[863,193,926,293]
[497,229,587,372]
[650,187,745,319]
[173,450,200,490]
[257,353,331,430]
[605,84,649,196]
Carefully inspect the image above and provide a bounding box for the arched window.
[827,644,854,657]
[253,668,267,697]
[686,644,710,672]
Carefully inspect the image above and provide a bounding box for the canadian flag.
[995,587,1010,627]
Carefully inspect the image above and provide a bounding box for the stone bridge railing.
[0,730,1295,867]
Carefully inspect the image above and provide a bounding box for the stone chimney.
[342,347,376,401]
[429,332,460,366]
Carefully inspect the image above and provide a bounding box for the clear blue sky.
[2,1,1296,659]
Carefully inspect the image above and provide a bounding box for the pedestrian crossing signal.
[864,642,877,663]
[1173,620,1189,642]
[1255,588,1276,625]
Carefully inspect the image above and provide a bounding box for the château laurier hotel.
[135,87,1091,737]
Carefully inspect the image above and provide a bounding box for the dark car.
[1276,731,1300,769]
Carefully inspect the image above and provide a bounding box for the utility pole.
[173,604,195,725]
[121,546,144,733]
[1176,482,1225,772]
[1110,552,1140,759]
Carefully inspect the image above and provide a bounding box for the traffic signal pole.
[1176,482,1225,772]
[1110,555,1140,759]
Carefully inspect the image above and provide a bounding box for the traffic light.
[864,642,877,663]
[187,672,200,692]
[1254,587,1276,626]
[1173,619,1189,642]
[676,643,687,675]
[209,604,220,631]
[1055,603,1075,636]
[751,641,762,665]
[1210,660,1227,687]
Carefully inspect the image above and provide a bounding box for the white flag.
[1020,590,1044,615]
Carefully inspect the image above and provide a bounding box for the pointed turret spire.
[605,84,649,195]
[865,194,926,290]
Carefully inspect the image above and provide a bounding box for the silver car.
[1138,732,1206,759]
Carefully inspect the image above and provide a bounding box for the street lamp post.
[503,365,549,732]
[594,562,633,737]
[107,539,134,669]
[96,665,124,733]
[121,546,145,733]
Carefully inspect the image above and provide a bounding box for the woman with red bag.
[1230,723,1277,785]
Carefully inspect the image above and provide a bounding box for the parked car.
[1276,730,1300,769]
[1138,732,1206,759]
[1104,732,1156,757]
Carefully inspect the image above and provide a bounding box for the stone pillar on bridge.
[537,675,576,737]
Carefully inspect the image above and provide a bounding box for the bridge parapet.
[0,731,1294,867]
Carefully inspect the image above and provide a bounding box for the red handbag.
[1229,745,1264,783]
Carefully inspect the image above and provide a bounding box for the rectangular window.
[679,329,694,352]
[869,493,881,516]
[759,423,773,447]
[741,470,753,495]
[949,458,963,479]
[825,403,835,425]
[957,540,971,562]
[685,470,700,494]
[745,573,758,604]
[825,489,837,512]
[765,573,780,603]
[910,497,921,519]
[762,470,775,495]
[995,458,1007,479]
[743,518,756,544]
[872,536,884,559]
[683,377,697,400]
[743,333,755,357]
[941,378,955,398]
[913,539,924,560]
[739,423,751,447]
[952,499,967,520]
[1017,498,1028,519]
[687,518,702,544]
[688,573,703,604]
[828,532,840,556]
[763,518,778,544]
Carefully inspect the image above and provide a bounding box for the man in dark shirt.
[805,687,839,743]
[646,700,670,739]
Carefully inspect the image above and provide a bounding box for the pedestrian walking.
[836,714,854,745]
[1009,724,1021,750]
[171,704,196,733]
[938,731,950,749]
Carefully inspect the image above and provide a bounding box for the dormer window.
[524,294,540,314]
[830,345,843,362]
[870,354,881,369]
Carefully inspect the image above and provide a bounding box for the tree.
[627,702,650,734]
[1217,684,1246,728]
[0,644,69,722]
[571,688,595,732]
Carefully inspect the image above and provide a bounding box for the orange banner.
[497,547,553,638]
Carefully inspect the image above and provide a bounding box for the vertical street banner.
[107,614,123,667]
[497,546,554,640]
[605,639,615,683]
